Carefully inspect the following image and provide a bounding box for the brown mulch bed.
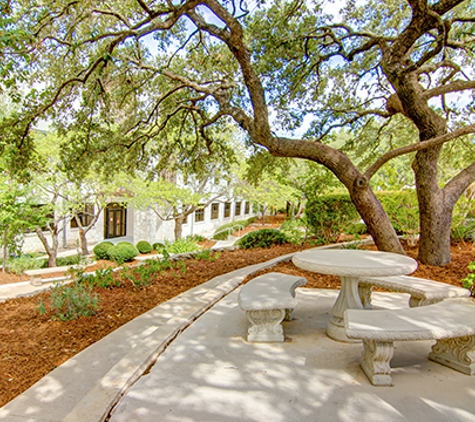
[0,236,474,407]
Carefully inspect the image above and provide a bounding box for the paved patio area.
[1,252,474,422]
[109,289,475,422]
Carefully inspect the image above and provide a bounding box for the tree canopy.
[1,0,475,264]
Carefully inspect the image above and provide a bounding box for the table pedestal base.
[326,318,360,342]
[326,276,363,342]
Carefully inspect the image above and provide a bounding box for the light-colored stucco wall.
[21,200,257,253]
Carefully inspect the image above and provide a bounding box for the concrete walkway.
[1,246,475,421]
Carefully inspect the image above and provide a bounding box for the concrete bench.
[344,299,475,386]
[358,275,470,308]
[238,272,307,342]
[24,265,83,286]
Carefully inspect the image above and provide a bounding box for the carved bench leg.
[429,335,475,375]
[246,309,286,342]
[360,339,394,386]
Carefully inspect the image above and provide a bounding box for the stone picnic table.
[292,249,418,342]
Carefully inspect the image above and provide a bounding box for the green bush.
[376,191,419,236]
[345,222,368,235]
[152,242,170,259]
[306,191,419,242]
[236,229,290,249]
[306,194,360,242]
[43,282,100,321]
[56,254,84,267]
[194,249,221,262]
[452,195,475,240]
[6,256,45,275]
[108,243,139,264]
[116,241,134,247]
[136,240,153,254]
[153,242,165,252]
[83,267,121,289]
[93,242,114,260]
[187,234,205,242]
[164,238,200,254]
[461,262,475,297]
[121,258,177,288]
[279,218,307,244]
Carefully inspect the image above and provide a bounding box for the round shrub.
[153,242,166,252]
[116,241,134,247]
[93,242,114,260]
[136,240,153,254]
[108,243,139,264]
[235,229,289,249]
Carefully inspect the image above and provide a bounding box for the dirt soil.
[1,227,474,407]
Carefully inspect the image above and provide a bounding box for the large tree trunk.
[393,75,453,265]
[350,183,405,254]
[413,146,453,265]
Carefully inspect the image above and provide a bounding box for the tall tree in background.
[2,0,474,264]
[250,0,475,264]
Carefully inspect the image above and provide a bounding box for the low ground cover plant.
[462,261,475,296]
[163,238,200,254]
[4,253,85,277]
[193,249,221,262]
[39,255,188,319]
[279,218,308,244]
[77,267,120,289]
[39,282,99,321]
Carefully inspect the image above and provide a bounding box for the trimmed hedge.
[235,228,289,249]
[108,243,139,264]
[92,242,114,260]
[376,190,419,235]
[305,194,359,242]
[136,240,153,254]
[305,191,420,240]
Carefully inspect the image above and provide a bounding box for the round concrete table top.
[292,249,418,278]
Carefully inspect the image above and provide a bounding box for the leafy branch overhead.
[1,0,475,265]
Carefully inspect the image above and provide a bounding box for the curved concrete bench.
[24,265,83,286]
[345,299,475,386]
[239,272,307,342]
[358,275,470,308]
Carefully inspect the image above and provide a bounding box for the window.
[71,204,94,228]
[245,201,250,214]
[195,206,205,222]
[211,203,220,219]
[224,202,231,218]
[105,203,127,239]
[235,201,242,216]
